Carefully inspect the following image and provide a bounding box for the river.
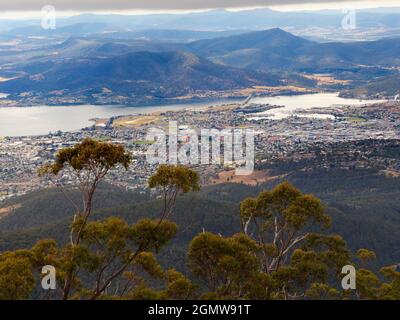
[249,93,385,120]
[0,93,386,137]
[0,100,237,137]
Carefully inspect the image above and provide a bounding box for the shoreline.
[0,90,388,110]
[0,88,322,109]
[0,97,242,109]
[0,92,389,138]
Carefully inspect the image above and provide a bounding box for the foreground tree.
[39,138,131,299]
[188,182,352,299]
[348,249,400,300]
[240,182,332,273]
[188,232,272,299]
[0,250,35,300]
[149,164,200,221]
[39,138,132,245]
[1,160,399,300]
[33,217,178,299]
[36,140,200,300]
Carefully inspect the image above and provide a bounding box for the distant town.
[1,100,399,203]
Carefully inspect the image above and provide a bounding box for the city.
[1,99,399,203]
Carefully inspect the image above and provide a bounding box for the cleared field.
[208,170,283,186]
[0,204,21,220]
[303,74,351,85]
[346,116,367,123]
[113,115,162,128]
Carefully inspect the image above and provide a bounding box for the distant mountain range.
[186,29,400,72]
[0,51,281,99]
[3,8,400,35]
[3,25,249,43]
[40,28,400,74]
[1,27,400,102]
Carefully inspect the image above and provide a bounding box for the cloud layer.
[0,0,386,11]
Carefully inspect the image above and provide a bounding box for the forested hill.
[1,168,399,269]
[0,51,281,98]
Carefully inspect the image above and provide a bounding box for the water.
[0,93,386,137]
[0,100,237,137]
[250,93,385,120]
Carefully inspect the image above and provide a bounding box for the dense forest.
[0,139,399,300]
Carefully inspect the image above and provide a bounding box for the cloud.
[0,0,393,11]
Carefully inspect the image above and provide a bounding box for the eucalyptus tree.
[39,149,200,300]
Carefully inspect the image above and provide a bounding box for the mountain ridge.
[0,50,282,99]
[187,28,400,72]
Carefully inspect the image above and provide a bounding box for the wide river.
[0,93,385,137]
[0,99,239,137]
[251,93,385,120]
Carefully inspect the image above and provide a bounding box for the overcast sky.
[1,0,399,18]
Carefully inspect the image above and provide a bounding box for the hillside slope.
[341,73,400,98]
[0,51,281,98]
[1,168,399,269]
[187,29,400,72]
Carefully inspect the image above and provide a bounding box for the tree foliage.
[0,251,35,300]
[24,141,199,300]
[188,182,400,300]
[0,139,399,300]
[149,164,200,220]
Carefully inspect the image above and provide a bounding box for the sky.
[0,0,399,19]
